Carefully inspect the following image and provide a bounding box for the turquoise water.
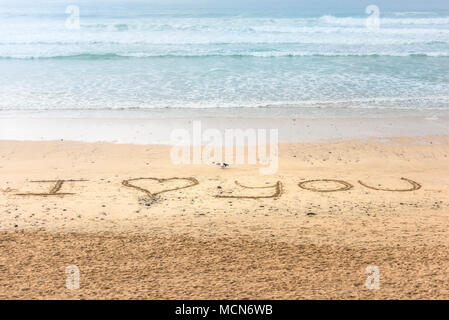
[1,3,449,111]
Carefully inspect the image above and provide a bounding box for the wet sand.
[1,109,449,144]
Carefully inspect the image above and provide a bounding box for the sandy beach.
[1,136,448,299]
[2,0,449,303]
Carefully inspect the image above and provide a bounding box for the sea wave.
[2,95,449,111]
[393,12,438,17]
[73,15,449,31]
[2,14,449,35]
[1,52,448,60]
[1,39,449,45]
[319,15,449,26]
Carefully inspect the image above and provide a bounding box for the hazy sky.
[127,0,449,11]
[3,0,449,13]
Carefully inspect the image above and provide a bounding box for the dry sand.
[0,136,449,299]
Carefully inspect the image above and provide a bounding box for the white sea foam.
[0,8,448,112]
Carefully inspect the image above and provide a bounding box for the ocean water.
[1,4,449,113]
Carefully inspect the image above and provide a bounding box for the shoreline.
[1,108,449,144]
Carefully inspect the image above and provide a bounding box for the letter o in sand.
[298,179,354,192]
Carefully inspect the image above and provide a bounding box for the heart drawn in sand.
[122,177,199,200]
